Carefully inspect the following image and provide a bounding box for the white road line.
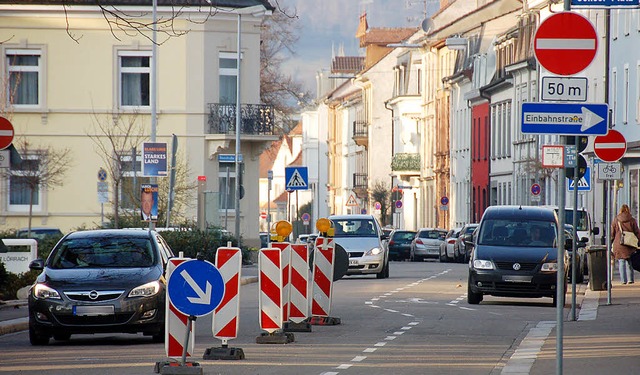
[401,313,413,317]
[363,348,377,353]
[321,372,339,375]
[393,331,405,335]
[384,336,396,340]
[384,309,399,313]
[374,342,387,347]
[408,321,419,326]
[336,364,352,369]
[501,321,555,374]
[352,356,367,362]
[401,326,412,330]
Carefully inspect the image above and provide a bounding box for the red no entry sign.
[534,12,597,76]
[0,116,14,150]
[594,129,626,162]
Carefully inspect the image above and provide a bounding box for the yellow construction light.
[316,218,335,237]
[270,220,292,242]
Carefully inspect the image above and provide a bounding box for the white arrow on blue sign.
[167,259,225,317]
[521,102,608,135]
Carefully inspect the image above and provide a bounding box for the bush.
[0,262,38,300]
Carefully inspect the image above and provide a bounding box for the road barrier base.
[283,321,312,332]
[255,331,295,344]
[308,316,341,326]
[202,346,245,360]
[154,361,202,375]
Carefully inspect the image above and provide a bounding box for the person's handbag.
[618,222,640,249]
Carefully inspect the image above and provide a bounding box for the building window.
[7,154,42,212]
[219,52,238,104]
[218,163,238,211]
[119,51,151,108]
[6,49,41,107]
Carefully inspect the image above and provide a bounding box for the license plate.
[502,275,532,283]
[349,260,359,266]
[73,305,115,316]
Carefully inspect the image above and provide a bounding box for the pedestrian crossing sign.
[567,166,591,192]
[285,166,308,191]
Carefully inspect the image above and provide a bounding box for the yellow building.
[0,0,277,247]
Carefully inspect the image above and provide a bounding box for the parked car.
[565,224,588,284]
[467,205,570,307]
[410,228,447,262]
[27,229,175,345]
[439,227,462,262]
[16,227,63,240]
[328,214,390,279]
[456,223,479,263]
[387,230,417,261]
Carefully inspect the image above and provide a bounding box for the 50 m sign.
[541,77,588,102]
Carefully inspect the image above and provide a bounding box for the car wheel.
[467,281,482,305]
[439,249,447,263]
[29,324,50,346]
[53,332,71,341]
[384,259,390,278]
[376,264,385,279]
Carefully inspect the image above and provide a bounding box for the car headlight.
[541,262,558,272]
[128,281,161,298]
[365,247,382,256]
[473,259,494,270]
[33,284,60,300]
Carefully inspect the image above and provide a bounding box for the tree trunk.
[27,187,35,236]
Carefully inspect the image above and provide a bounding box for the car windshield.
[419,230,446,240]
[49,236,156,269]
[463,225,477,234]
[332,219,377,237]
[558,209,588,231]
[477,219,557,247]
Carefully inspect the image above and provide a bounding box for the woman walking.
[611,204,640,284]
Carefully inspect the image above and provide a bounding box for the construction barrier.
[212,247,242,340]
[258,248,283,333]
[165,257,195,358]
[288,243,309,323]
[269,243,291,323]
[311,237,335,317]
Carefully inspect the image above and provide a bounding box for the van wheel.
[29,324,50,346]
[467,282,483,304]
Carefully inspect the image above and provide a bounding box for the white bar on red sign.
[270,242,291,322]
[212,247,242,340]
[166,257,195,358]
[258,248,283,333]
[311,237,335,317]
[288,244,309,323]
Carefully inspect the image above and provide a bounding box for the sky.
[280,0,439,99]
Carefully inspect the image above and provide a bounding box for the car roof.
[482,205,556,221]
[416,228,447,232]
[328,214,375,220]
[64,229,157,239]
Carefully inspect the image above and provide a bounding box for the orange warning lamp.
[273,220,292,242]
[316,218,334,237]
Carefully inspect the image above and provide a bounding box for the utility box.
[587,245,608,291]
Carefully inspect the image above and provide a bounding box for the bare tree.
[0,138,72,236]
[87,112,147,228]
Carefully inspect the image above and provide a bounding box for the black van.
[467,206,569,307]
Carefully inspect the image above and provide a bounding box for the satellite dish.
[421,18,434,33]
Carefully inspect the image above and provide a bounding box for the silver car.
[328,214,389,279]
[411,228,447,261]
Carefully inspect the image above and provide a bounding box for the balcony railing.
[391,153,421,171]
[353,173,368,190]
[353,120,368,138]
[208,103,275,135]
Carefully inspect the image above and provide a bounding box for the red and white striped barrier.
[288,244,309,323]
[270,242,291,322]
[311,237,335,317]
[212,247,242,340]
[165,257,194,358]
[258,248,283,333]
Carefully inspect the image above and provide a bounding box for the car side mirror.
[462,234,474,245]
[592,227,600,236]
[29,259,45,270]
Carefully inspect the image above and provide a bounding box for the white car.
[328,214,389,279]
[411,228,448,261]
[439,227,462,262]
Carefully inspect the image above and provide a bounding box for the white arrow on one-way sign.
[521,102,609,135]
[180,269,212,305]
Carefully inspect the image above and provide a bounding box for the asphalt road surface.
[0,261,561,375]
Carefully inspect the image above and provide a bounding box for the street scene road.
[0,261,573,375]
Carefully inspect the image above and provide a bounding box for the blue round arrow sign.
[167,259,225,317]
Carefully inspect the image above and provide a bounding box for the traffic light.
[565,136,588,180]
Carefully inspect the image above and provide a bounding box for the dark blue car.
[387,230,416,261]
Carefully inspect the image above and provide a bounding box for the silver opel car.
[328,214,389,279]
